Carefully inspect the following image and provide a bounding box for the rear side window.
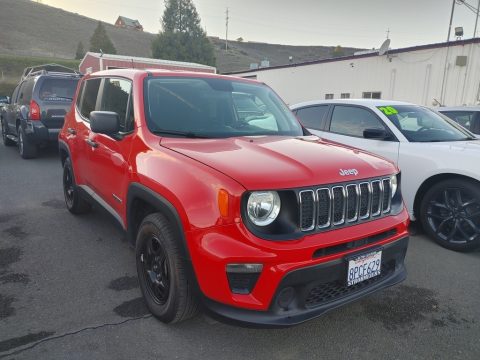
[79,78,101,120]
[99,78,133,132]
[18,80,34,105]
[39,78,78,101]
[296,105,329,130]
[330,105,385,137]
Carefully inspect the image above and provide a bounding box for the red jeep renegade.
[59,69,409,326]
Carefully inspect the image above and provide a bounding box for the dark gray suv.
[1,64,81,158]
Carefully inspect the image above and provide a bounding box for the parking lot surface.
[0,145,479,360]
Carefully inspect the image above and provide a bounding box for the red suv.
[59,69,409,326]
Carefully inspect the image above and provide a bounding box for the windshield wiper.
[151,129,210,138]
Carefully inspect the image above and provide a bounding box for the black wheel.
[420,178,480,252]
[18,125,37,159]
[1,118,15,146]
[63,157,91,214]
[136,213,198,323]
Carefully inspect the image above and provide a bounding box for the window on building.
[362,92,381,99]
[79,78,102,120]
[325,93,334,100]
[295,105,329,130]
[100,78,133,132]
[340,93,351,99]
[329,105,385,138]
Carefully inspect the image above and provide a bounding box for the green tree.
[75,41,85,60]
[89,22,117,54]
[332,45,344,58]
[152,0,215,66]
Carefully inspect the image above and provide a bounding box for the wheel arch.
[126,182,190,260]
[413,173,480,219]
[58,140,71,166]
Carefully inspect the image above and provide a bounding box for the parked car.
[59,69,409,326]
[437,107,480,135]
[0,65,81,158]
[292,99,480,252]
[0,95,9,105]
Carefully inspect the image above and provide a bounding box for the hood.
[160,135,396,190]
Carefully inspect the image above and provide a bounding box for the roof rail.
[21,64,82,80]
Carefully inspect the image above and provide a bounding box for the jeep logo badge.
[339,169,359,176]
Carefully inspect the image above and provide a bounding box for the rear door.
[73,77,102,186]
[86,77,135,216]
[36,77,79,130]
[309,104,400,164]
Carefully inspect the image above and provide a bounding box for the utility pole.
[447,0,456,42]
[474,0,480,37]
[225,8,229,51]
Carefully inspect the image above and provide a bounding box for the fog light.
[226,264,263,294]
[277,287,295,310]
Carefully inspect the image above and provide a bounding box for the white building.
[227,38,480,107]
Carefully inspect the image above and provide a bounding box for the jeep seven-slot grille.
[299,177,393,232]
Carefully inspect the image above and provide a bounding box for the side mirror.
[363,128,390,140]
[90,111,120,135]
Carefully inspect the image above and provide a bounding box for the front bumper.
[202,236,408,327]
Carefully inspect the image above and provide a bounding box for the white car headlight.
[390,174,398,199]
[247,191,281,226]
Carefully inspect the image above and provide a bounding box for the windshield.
[378,105,474,142]
[145,77,303,138]
[39,78,79,101]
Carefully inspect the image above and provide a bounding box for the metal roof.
[227,37,480,75]
[83,52,216,71]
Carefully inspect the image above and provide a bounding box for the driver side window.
[329,105,385,138]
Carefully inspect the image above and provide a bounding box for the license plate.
[347,250,382,286]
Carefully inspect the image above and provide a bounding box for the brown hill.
[0,0,362,73]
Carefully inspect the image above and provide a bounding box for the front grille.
[299,177,393,232]
[304,261,396,308]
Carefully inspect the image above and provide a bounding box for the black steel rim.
[140,235,170,305]
[63,165,75,208]
[427,187,480,244]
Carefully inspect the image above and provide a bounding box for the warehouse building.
[228,38,480,107]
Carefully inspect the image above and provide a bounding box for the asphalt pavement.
[0,144,479,360]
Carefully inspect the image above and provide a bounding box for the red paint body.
[60,69,409,314]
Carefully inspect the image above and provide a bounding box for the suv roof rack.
[21,64,82,80]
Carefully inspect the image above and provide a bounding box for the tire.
[136,213,199,323]
[1,118,15,146]
[63,157,91,214]
[420,178,480,252]
[18,125,37,159]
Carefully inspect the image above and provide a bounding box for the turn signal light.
[218,189,229,217]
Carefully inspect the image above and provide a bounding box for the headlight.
[390,174,398,199]
[247,191,281,226]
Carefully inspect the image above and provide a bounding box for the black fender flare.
[126,182,191,261]
[58,139,72,165]
[127,183,202,295]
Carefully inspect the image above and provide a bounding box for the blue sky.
[38,0,480,49]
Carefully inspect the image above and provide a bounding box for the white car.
[291,99,480,252]
[437,107,480,135]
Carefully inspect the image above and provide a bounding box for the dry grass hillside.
[0,0,362,75]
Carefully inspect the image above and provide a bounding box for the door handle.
[67,127,76,135]
[85,139,98,148]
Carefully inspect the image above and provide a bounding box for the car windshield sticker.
[377,106,398,116]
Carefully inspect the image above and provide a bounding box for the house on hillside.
[115,16,143,31]
[79,52,216,74]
